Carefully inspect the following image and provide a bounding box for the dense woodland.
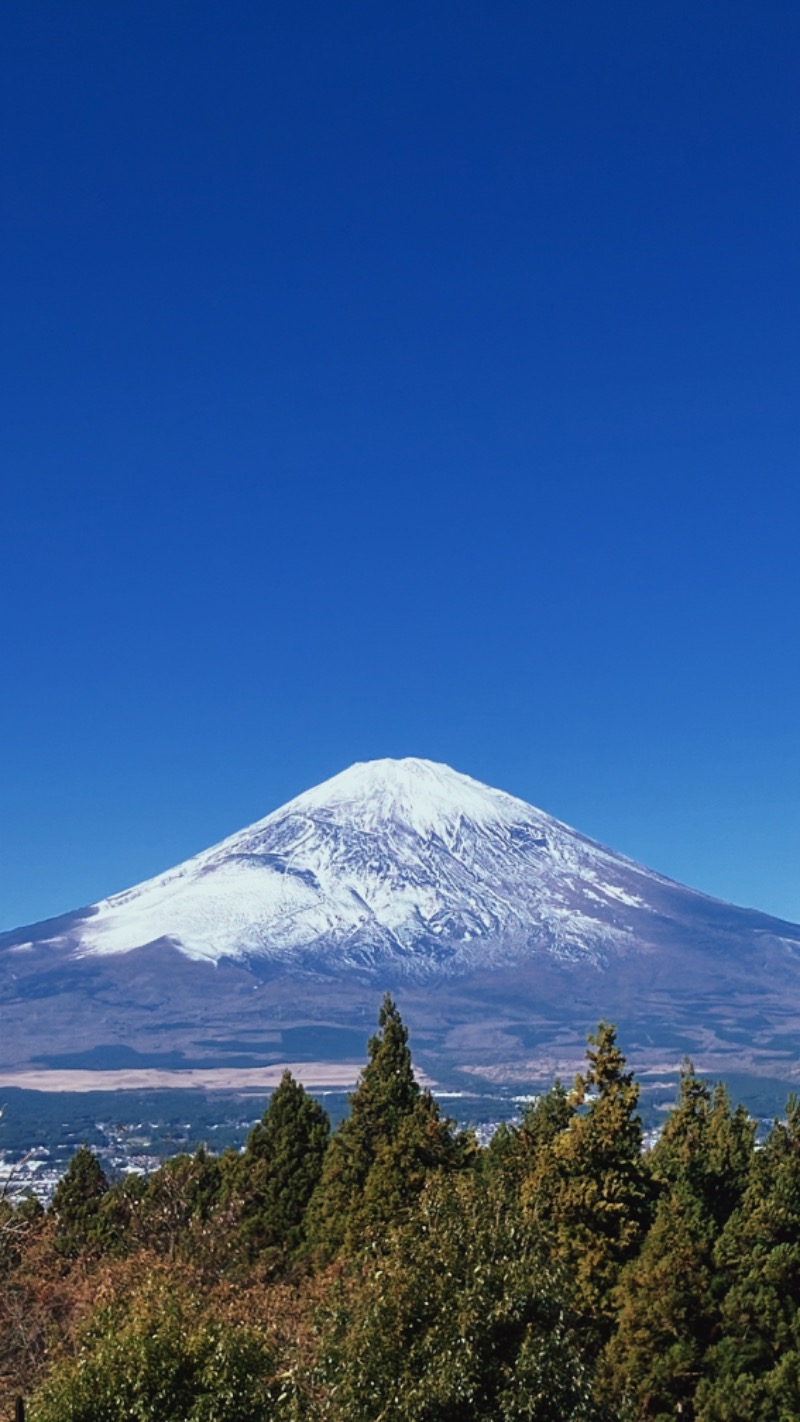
[1,996,799,1421]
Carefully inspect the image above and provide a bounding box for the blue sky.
[2,1,799,929]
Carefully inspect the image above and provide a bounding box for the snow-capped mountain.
[12,758,714,972]
[3,758,800,1086]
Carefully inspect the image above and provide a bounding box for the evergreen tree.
[50,1144,109,1256]
[653,1067,753,1225]
[306,994,466,1258]
[235,1069,329,1257]
[602,1062,755,1420]
[358,1083,471,1234]
[522,1023,650,1351]
[604,1182,717,1420]
[702,1082,755,1226]
[485,1080,574,1184]
[695,1095,800,1420]
[649,1061,712,1187]
[648,1064,754,1239]
[316,1170,596,1422]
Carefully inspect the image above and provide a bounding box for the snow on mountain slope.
[60,758,700,973]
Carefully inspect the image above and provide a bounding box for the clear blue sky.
[2,1,799,930]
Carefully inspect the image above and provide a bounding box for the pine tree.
[235,1069,329,1257]
[601,1062,755,1419]
[695,1095,800,1420]
[522,1023,650,1351]
[485,1080,574,1184]
[605,1182,717,1419]
[306,994,466,1258]
[648,1065,754,1228]
[50,1144,109,1256]
[702,1082,754,1225]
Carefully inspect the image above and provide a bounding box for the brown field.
[0,1062,373,1092]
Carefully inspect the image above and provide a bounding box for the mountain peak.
[278,757,528,837]
[46,756,666,969]
[12,756,783,984]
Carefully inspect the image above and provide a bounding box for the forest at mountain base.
[2,996,799,1422]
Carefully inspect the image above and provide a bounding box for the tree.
[695,1095,800,1420]
[91,1144,247,1276]
[522,1023,650,1352]
[485,1081,574,1183]
[234,1069,330,1258]
[605,1183,717,1420]
[601,1062,755,1420]
[27,1270,280,1422]
[306,995,468,1259]
[315,1171,596,1422]
[649,1068,753,1231]
[50,1145,109,1257]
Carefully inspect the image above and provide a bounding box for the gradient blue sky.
[2,1,799,930]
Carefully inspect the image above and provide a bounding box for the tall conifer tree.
[522,1023,650,1351]
[603,1062,756,1420]
[696,1095,800,1419]
[50,1144,109,1257]
[236,1069,330,1256]
[307,995,464,1258]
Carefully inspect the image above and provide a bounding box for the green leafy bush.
[28,1272,280,1422]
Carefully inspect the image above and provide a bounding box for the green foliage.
[234,1069,330,1258]
[522,1023,650,1348]
[314,1170,597,1422]
[695,1095,800,1420]
[105,1146,228,1262]
[650,1065,754,1228]
[605,1184,718,1420]
[603,1062,757,1420]
[5,1009,791,1422]
[306,994,468,1258]
[485,1080,574,1182]
[28,1272,279,1422]
[50,1145,109,1256]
